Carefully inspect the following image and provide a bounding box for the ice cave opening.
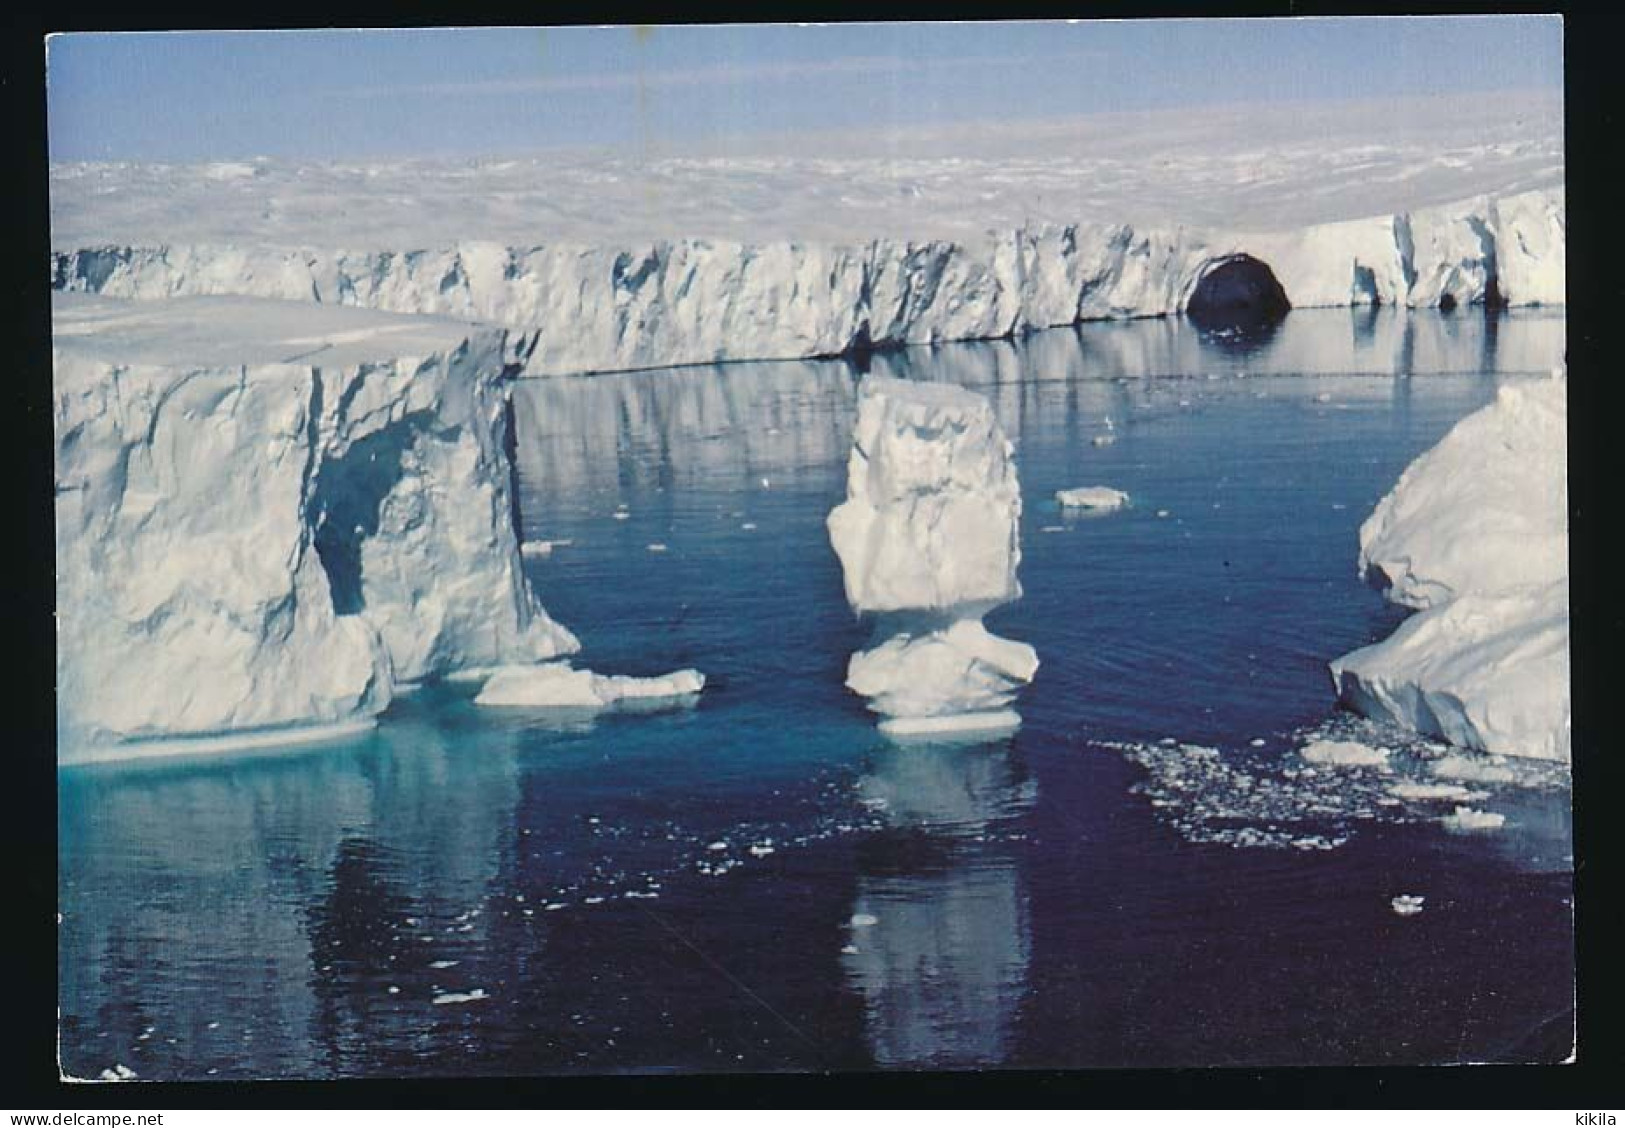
[1185,254,1291,330]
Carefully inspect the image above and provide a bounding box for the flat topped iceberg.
[829,377,1036,732]
[1330,376,1569,761]
[827,376,1023,616]
[1056,486,1128,511]
[474,662,704,711]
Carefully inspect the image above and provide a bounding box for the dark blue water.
[58,308,1573,1078]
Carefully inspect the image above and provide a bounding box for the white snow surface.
[1331,377,1570,761]
[473,662,704,710]
[49,96,1564,378]
[50,95,1561,246]
[54,293,578,752]
[829,377,1036,728]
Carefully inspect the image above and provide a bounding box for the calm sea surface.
[59,308,1573,1077]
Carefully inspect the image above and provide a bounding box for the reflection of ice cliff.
[842,740,1035,1068]
[58,718,527,1079]
[503,308,1565,511]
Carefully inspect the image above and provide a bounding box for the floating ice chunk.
[474,661,703,710]
[1442,806,1506,832]
[1431,754,1519,784]
[1056,486,1129,511]
[1040,525,1065,533]
[879,711,1022,739]
[741,522,757,531]
[97,1064,138,1081]
[1300,739,1390,767]
[1091,434,1116,447]
[749,844,776,857]
[1391,894,1426,916]
[1388,781,1480,801]
[520,541,554,558]
[429,960,459,969]
[431,988,489,1005]
[1249,738,1267,748]
[1155,509,1171,519]
[841,944,860,955]
[850,913,879,928]
[847,620,1037,724]
[707,841,728,852]
[647,543,668,553]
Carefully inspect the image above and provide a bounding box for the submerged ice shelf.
[828,377,1037,732]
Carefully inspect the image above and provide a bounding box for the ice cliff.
[1330,375,1569,761]
[54,294,578,754]
[50,188,1564,378]
[827,377,1038,734]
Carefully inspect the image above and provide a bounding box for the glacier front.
[50,185,1564,378]
[828,376,1037,733]
[1329,375,1570,761]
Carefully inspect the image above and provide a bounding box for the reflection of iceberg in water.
[505,308,1564,524]
[57,710,527,1080]
[842,738,1035,1068]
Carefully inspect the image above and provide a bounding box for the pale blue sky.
[46,18,1564,162]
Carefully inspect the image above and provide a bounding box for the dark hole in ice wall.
[312,420,424,616]
[1185,254,1291,331]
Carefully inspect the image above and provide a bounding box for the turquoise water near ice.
[58,308,1573,1077]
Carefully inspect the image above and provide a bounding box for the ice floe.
[1055,486,1129,511]
[473,662,704,711]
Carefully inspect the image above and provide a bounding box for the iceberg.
[1299,739,1391,768]
[473,662,704,711]
[1055,486,1129,511]
[1330,376,1569,761]
[828,377,1037,730]
[54,293,578,755]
